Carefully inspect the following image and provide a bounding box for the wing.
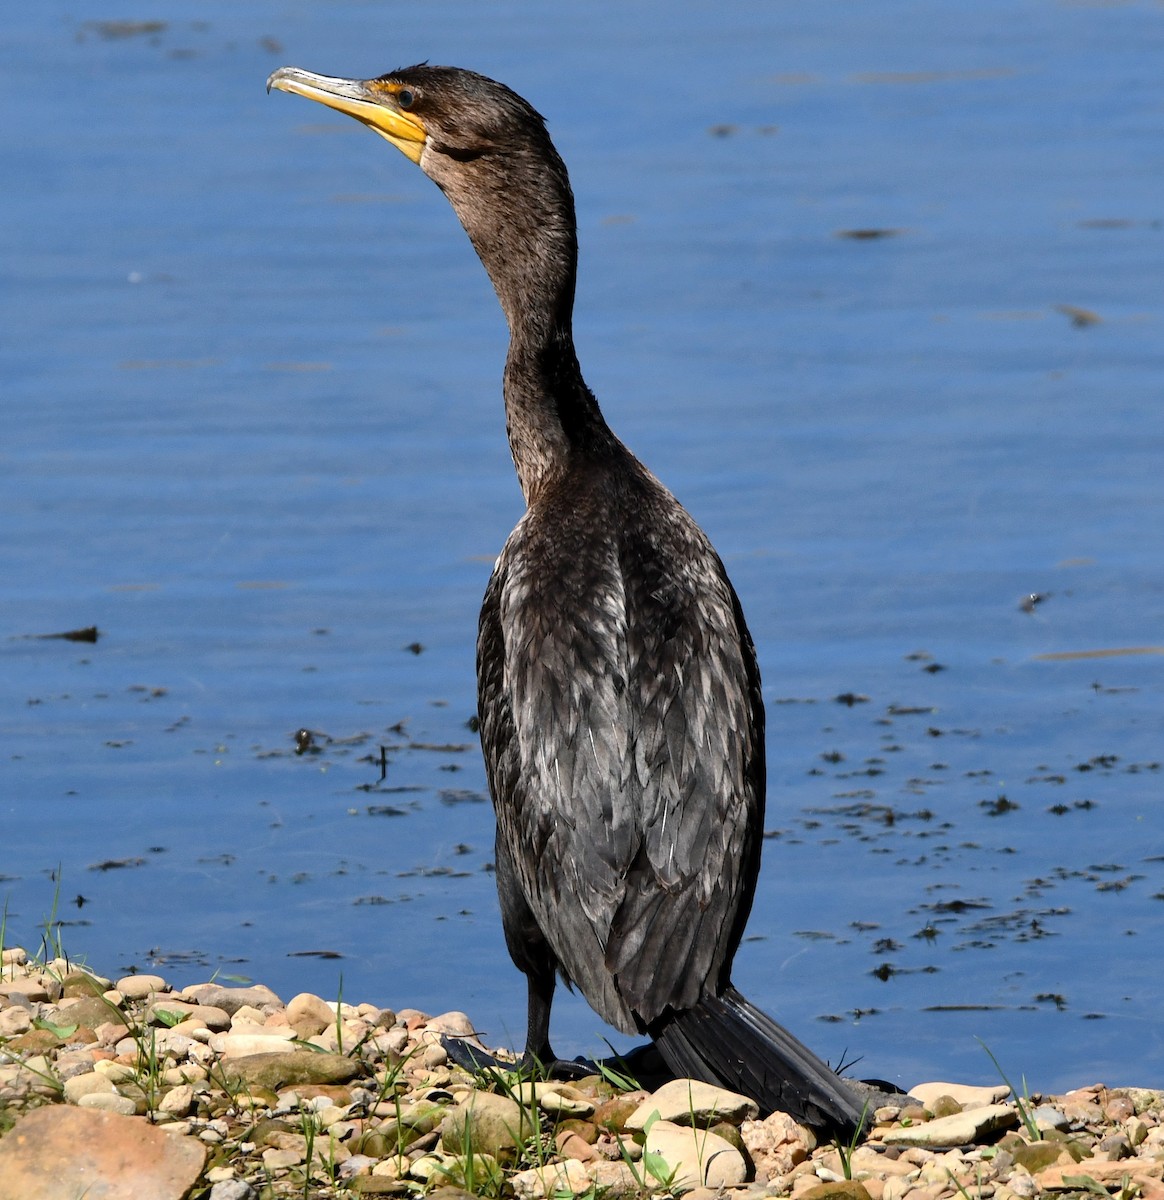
[478,458,764,1031]
[604,475,765,1022]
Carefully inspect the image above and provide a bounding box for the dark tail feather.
[652,985,864,1139]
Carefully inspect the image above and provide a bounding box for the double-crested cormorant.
[268,63,865,1136]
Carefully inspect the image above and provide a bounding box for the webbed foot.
[441,1035,518,1074]
[441,1035,670,1088]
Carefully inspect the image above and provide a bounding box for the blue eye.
[397,88,415,109]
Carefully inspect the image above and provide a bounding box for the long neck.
[434,143,615,502]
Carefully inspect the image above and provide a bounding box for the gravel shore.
[1,946,1161,1200]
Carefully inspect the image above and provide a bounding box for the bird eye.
[397,88,415,109]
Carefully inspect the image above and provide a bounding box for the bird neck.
[501,309,612,505]
[437,149,615,503]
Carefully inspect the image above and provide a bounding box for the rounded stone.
[262,1147,303,1171]
[370,1029,409,1056]
[1032,1105,1071,1133]
[229,1005,269,1029]
[0,1007,33,1037]
[159,1083,195,1116]
[209,1180,259,1200]
[209,1031,297,1058]
[424,1011,479,1038]
[61,970,111,999]
[593,1094,646,1132]
[422,1042,449,1068]
[79,1092,138,1116]
[590,1161,647,1194]
[147,1000,231,1031]
[0,977,52,1003]
[54,1050,99,1082]
[539,1090,594,1117]
[441,1092,532,1161]
[286,992,335,1037]
[908,1082,1009,1110]
[627,1078,759,1128]
[63,1073,118,1104]
[181,982,284,1015]
[222,1049,362,1091]
[116,974,169,999]
[644,1118,747,1190]
[883,1104,1019,1148]
[555,1132,597,1162]
[511,1158,591,1199]
[93,1061,137,1084]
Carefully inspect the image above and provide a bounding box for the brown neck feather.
[426,136,614,502]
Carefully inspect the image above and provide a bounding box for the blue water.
[3,2,1162,1095]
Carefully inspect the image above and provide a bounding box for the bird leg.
[521,967,557,1066]
[517,966,598,1079]
[437,970,566,1077]
[442,974,599,1081]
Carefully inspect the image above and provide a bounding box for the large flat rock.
[881,1102,1019,1147]
[0,1105,206,1200]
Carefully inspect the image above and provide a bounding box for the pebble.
[228,1010,270,1033]
[421,1041,449,1068]
[285,991,335,1037]
[424,1010,480,1038]
[1037,1157,1164,1188]
[511,1157,592,1198]
[2,945,1163,1200]
[0,977,52,1003]
[54,1049,98,1081]
[646,1118,748,1188]
[209,1180,258,1200]
[1032,1103,1071,1132]
[908,1081,1010,1109]
[626,1077,760,1127]
[339,1153,378,1178]
[158,1082,195,1116]
[184,982,285,1015]
[538,1089,593,1117]
[79,1091,138,1116]
[63,1072,118,1103]
[441,1090,533,1159]
[590,1160,650,1192]
[93,1060,138,1083]
[208,1030,297,1057]
[262,1147,303,1171]
[556,1130,598,1161]
[742,1108,814,1179]
[116,973,169,999]
[146,999,232,1030]
[0,1007,32,1037]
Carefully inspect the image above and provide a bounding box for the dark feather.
[272,60,865,1137]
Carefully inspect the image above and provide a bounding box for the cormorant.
[268,63,865,1137]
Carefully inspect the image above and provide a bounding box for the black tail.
[651,985,864,1139]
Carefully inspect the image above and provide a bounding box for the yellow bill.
[267,67,427,164]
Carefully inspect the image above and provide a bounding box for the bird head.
[266,64,559,177]
[267,63,577,333]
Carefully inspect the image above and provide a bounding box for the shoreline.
[1,946,1161,1200]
